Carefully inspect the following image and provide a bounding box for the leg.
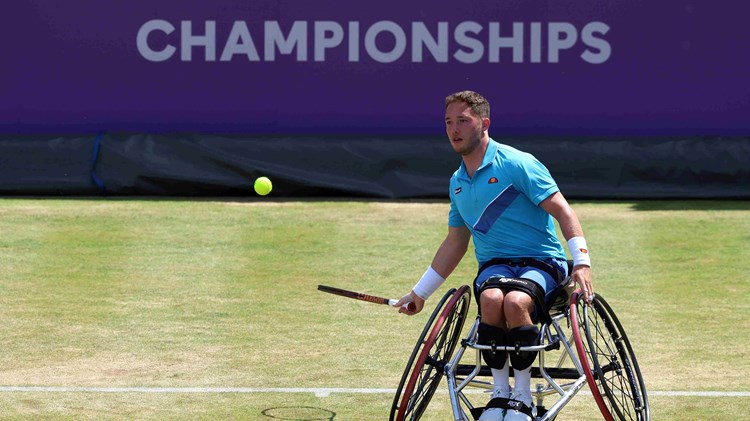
[480,287,507,326]
[477,288,539,421]
[478,287,510,384]
[476,288,510,421]
[474,264,553,421]
[479,287,539,392]
[503,291,540,421]
[503,291,534,328]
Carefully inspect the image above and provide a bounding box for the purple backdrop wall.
[2,0,748,136]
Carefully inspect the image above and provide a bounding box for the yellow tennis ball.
[254,176,272,196]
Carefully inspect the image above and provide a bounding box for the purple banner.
[2,1,748,135]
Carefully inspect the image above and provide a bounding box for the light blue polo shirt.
[448,139,566,265]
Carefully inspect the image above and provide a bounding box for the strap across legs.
[474,257,565,324]
[475,275,549,324]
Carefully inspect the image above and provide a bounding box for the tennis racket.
[317,285,417,312]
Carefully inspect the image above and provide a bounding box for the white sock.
[491,366,510,393]
[513,366,532,395]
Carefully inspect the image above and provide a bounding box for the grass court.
[0,198,748,420]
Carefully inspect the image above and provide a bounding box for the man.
[395,90,593,421]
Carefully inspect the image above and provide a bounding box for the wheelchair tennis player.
[395,90,593,421]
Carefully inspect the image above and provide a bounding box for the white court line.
[0,387,748,398]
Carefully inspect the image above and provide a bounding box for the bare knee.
[503,291,534,327]
[479,288,505,326]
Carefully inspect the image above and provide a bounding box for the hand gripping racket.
[317,285,417,312]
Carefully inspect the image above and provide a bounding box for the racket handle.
[388,299,417,312]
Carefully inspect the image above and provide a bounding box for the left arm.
[539,192,594,302]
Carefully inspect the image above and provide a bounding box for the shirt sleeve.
[509,152,559,205]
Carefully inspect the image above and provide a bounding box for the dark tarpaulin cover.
[0,134,748,199]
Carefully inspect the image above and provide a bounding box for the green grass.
[0,199,748,420]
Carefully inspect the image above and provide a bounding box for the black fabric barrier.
[0,133,748,199]
[0,135,98,195]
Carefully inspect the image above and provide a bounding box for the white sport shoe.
[477,388,511,421]
[503,390,534,421]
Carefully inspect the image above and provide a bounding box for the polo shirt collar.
[457,138,499,179]
[479,138,499,170]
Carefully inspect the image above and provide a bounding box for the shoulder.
[491,143,549,179]
[494,142,537,164]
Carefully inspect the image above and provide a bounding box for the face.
[444,101,487,156]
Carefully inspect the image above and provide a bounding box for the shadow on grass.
[2,195,748,211]
[0,195,448,204]
[628,200,750,211]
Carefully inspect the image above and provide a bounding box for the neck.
[463,136,490,178]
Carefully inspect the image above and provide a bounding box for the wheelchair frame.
[390,284,649,421]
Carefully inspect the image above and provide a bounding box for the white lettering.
[412,22,448,63]
[548,22,577,63]
[364,21,406,63]
[581,22,611,64]
[220,21,259,61]
[488,22,524,63]
[136,20,612,65]
[264,21,308,61]
[137,19,176,62]
[314,21,344,62]
[348,22,360,62]
[453,21,484,63]
[530,22,542,63]
[181,20,216,61]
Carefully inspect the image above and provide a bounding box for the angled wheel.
[570,290,650,421]
[390,285,471,421]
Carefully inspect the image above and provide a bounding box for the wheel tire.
[390,285,471,421]
[570,291,649,421]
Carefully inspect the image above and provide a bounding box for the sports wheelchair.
[389,271,649,421]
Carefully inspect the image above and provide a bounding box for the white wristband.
[412,266,445,300]
[567,236,591,267]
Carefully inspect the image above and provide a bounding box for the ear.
[482,117,490,132]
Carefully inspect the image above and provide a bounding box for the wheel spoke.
[390,286,471,421]
[578,294,649,421]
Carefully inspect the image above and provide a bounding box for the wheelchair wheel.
[570,291,649,421]
[390,285,471,421]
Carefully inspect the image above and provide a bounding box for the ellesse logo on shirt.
[488,177,498,184]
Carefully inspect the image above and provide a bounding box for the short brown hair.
[445,91,490,120]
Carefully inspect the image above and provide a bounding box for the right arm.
[431,225,471,281]
[396,225,471,315]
